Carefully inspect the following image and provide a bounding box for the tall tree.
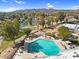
[51,12,61,24]
[58,26,72,40]
[3,21,18,39]
[23,28,31,37]
[46,16,51,26]
[28,17,32,25]
[13,19,20,35]
[59,12,65,22]
[39,12,46,28]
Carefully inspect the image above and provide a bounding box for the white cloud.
[46,3,54,8]
[6,7,19,12]
[71,5,79,10]
[1,0,7,2]
[0,7,20,12]
[15,0,25,4]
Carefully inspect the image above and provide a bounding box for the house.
[62,23,79,31]
[64,16,77,22]
[19,18,28,29]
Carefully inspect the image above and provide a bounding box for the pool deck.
[12,46,79,59]
[12,36,79,59]
[36,47,79,59]
[25,36,69,51]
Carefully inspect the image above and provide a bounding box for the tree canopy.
[23,28,31,36]
[0,19,20,40]
[58,26,72,39]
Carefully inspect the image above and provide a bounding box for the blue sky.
[0,0,79,12]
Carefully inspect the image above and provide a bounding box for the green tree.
[3,21,18,39]
[13,19,20,34]
[59,12,65,22]
[39,13,46,28]
[58,26,72,39]
[45,32,52,36]
[50,16,54,25]
[46,18,51,27]
[23,28,31,37]
[51,12,61,24]
[28,17,32,25]
[0,21,6,36]
[39,19,45,28]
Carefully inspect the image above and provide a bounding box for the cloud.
[1,0,7,2]
[46,3,54,8]
[6,7,19,12]
[72,5,79,10]
[15,0,25,4]
[0,7,20,12]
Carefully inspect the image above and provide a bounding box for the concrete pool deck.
[12,47,79,59]
[12,36,79,59]
[37,47,79,59]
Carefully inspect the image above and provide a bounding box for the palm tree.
[38,12,46,28]
[51,12,60,25]
[35,12,40,29]
[23,28,31,38]
[59,12,65,23]
[45,15,51,27]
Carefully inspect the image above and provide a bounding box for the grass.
[0,40,14,53]
[0,31,25,53]
[16,31,25,39]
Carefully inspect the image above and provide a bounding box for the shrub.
[58,26,72,39]
[23,28,31,36]
[45,33,52,36]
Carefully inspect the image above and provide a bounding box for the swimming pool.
[27,39,60,56]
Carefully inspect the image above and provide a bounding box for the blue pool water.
[27,39,60,56]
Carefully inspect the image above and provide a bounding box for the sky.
[0,0,79,12]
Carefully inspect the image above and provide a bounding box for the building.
[64,16,77,22]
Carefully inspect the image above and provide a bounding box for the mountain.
[0,8,79,21]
